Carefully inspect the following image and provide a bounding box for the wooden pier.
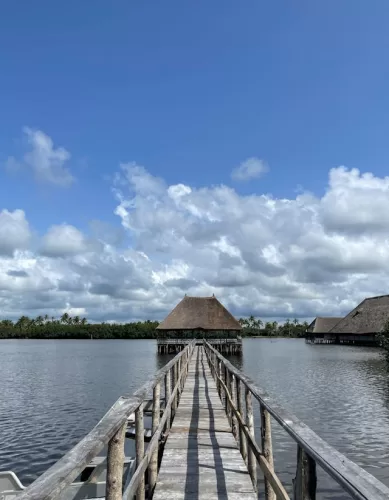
[17,340,389,500]
[153,347,255,499]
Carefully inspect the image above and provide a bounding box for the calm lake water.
[1,338,388,499]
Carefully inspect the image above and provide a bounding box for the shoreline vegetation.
[0,314,309,340]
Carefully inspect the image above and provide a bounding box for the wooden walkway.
[154,347,257,500]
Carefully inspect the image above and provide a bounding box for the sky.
[1,1,389,322]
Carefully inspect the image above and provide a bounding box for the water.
[1,339,389,498]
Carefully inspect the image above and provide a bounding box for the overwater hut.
[327,295,389,345]
[307,295,389,345]
[156,295,242,354]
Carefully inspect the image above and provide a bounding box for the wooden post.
[236,379,247,464]
[106,422,126,500]
[172,363,178,414]
[165,369,172,431]
[178,357,182,395]
[218,359,223,398]
[230,374,237,437]
[294,445,317,500]
[245,387,257,492]
[149,382,160,495]
[224,366,229,414]
[260,404,276,500]
[135,404,145,500]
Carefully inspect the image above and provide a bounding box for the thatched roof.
[157,295,242,331]
[307,317,343,334]
[328,295,389,334]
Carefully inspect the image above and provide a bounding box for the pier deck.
[154,347,256,500]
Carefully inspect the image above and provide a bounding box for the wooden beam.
[106,422,126,500]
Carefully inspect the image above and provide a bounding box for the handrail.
[18,340,196,500]
[203,340,389,500]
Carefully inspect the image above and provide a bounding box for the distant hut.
[327,295,389,345]
[306,317,343,336]
[157,295,242,340]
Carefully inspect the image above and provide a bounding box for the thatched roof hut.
[157,295,242,334]
[307,317,343,334]
[328,295,389,335]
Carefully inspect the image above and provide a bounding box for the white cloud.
[2,164,389,322]
[5,128,74,186]
[41,224,88,257]
[0,210,31,256]
[231,157,269,181]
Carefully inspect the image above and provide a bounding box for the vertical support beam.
[218,359,223,398]
[149,382,160,495]
[178,357,182,397]
[135,404,145,500]
[106,422,126,500]
[236,379,247,464]
[172,362,178,414]
[230,374,237,438]
[224,366,229,414]
[294,445,317,500]
[260,404,276,500]
[165,370,172,431]
[245,387,257,492]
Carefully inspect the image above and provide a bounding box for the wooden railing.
[203,340,389,500]
[18,340,196,500]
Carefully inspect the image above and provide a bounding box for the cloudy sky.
[1,2,389,322]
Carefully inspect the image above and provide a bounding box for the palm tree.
[61,312,70,325]
[73,316,80,325]
[36,315,44,326]
[15,316,30,331]
[80,317,87,326]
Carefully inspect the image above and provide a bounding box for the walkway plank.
[153,347,257,500]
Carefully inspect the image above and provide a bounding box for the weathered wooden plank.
[153,347,257,500]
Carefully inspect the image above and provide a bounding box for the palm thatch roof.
[307,317,343,334]
[157,295,242,331]
[328,295,389,334]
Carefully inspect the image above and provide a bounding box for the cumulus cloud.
[0,210,31,256]
[231,157,269,181]
[2,164,389,322]
[5,128,74,186]
[40,224,88,257]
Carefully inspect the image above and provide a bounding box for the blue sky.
[1,1,389,321]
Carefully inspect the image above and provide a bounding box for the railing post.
[236,379,247,464]
[231,374,238,438]
[106,422,126,500]
[178,357,183,394]
[224,366,229,414]
[260,404,276,500]
[149,382,160,496]
[294,445,317,500]
[245,387,257,492]
[172,362,178,414]
[135,403,145,500]
[218,359,222,398]
[165,369,172,431]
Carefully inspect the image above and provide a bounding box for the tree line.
[0,314,159,339]
[238,316,309,338]
[0,313,309,339]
